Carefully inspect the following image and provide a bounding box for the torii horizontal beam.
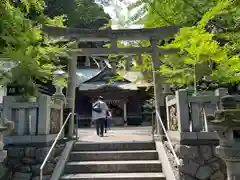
[69,47,179,56]
[43,25,180,41]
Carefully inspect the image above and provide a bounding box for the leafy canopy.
[104,0,240,89]
[0,0,65,96]
[44,0,110,29]
[159,0,240,87]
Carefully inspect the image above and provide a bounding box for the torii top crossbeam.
[43,25,180,56]
[43,25,180,41]
[43,25,179,138]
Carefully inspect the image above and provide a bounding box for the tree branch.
[144,0,174,25]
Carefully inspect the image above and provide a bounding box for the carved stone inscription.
[50,108,61,134]
[169,105,178,131]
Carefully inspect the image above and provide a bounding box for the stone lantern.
[0,118,14,161]
[207,95,240,180]
[52,69,68,105]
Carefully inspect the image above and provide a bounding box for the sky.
[101,0,141,29]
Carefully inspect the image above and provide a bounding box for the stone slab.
[64,160,162,174]
[61,172,165,180]
[168,131,219,145]
[69,150,158,161]
[73,141,155,151]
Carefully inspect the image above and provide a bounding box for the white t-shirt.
[92,100,109,120]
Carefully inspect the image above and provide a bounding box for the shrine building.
[74,56,153,127]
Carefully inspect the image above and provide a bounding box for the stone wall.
[0,143,65,180]
[164,141,227,180]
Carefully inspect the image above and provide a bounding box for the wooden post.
[150,37,164,137]
[66,41,78,138]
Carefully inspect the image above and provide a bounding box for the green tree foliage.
[160,0,240,88]
[112,0,240,89]
[0,0,65,96]
[44,0,110,28]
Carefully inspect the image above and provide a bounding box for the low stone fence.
[162,88,240,180]
[1,95,63,137]
[0,94,65,180]
[167,88,231,132]
[0,142,65,180]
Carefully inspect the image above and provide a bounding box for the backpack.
[92,102,102,113]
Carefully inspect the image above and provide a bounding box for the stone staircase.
[60,141,165,180]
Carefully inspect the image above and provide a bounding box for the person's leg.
[96,119,100,136]
[99,118,105,136]
[104,118,107,133]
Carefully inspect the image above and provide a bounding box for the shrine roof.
[76,68,101,86]
[82,68,130,84]
[78,82,139,91]
[77,67,152,91]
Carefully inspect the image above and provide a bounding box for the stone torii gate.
[43,25,180,138]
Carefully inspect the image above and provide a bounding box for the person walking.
[92,96,109,137]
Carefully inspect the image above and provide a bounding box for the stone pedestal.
[164,131,227,180]
[1,132,65,180]
[208,95,240,180]
[2,142,65,180]
[0,94,66,180]
[0,117,14,162]
[0,117,15,179]
[52,85,65,137]
[0,130,7,162]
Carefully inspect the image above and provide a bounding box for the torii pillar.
[151,37,164,139]
[66,41,78,138]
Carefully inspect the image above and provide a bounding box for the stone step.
[64,160,162,174]
[73,141,155,151]
[61,172,166,180]
[69,150,158,161]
